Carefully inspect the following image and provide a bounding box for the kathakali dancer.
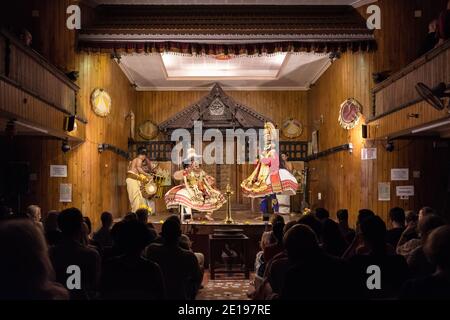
[241,122,298,215]
[165,148,226,221]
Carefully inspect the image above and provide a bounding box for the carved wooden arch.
[158,83,272,134]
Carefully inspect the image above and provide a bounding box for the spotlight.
[385,141,394,152]
[98,144,105,153]
[61,140,71,153]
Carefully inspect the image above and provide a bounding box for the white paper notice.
[378,182,391,201]
[50,165,67,177]
[396,185,414,197]
[391,168,409,181]
[59,183,72,202]
[361,148,377,160]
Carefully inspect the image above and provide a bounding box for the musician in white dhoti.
[126,147,154,212]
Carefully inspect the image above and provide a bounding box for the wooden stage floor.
[148,210,300,226]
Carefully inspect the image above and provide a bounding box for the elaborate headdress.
[263,122,278,150]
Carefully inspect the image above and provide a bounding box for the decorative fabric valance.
[78,40,375,55]
[77,5,376,55]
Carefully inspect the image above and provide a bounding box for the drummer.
[126,147,155,213]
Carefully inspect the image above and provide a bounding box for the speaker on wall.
[64,115,76,132]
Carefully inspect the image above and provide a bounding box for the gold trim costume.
[241,122,298,198]
[165,148,226,213]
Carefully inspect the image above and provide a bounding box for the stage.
[147,210,301,271]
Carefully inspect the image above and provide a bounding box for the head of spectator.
[114,220,152,255]
[405,210,418,227]
[19,28,32,46]
[165,214,181,226]
[179,234,193,251]
[123,212,137,221]
[429,19,438,33]
[83,217,92,236]
[418,214,446,243]
[272,221,285,244]
[389,207,406,229]
[26,205,41,223]
[0,220,67,299]
[297,214,322,240]
[136,208,150,225]
[419,207,436,222]
[360,215,387,255]
[100,211,113,229]
[57,208,84,242]
[356,209,375,233]
[314,208,330,222]
[270,214,285,225]
[424,225,450,274]
[284,224,320,263]
[161,218,182,246]
[322,218,348,257]
[43,211,59,233]
[283,220,298,234]
[337,209,349,225]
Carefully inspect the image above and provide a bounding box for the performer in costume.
[241,122,298,215]
[126,147,154,212]
[165,148,226,221]
[277,153,294,214]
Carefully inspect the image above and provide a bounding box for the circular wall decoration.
[281,118,303,139]
[138,120,159,140]
[338,98,362,130]
[91,88,111,117]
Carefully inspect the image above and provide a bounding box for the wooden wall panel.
[2,0,134,227]
[308,0,450,225]
[135,90,309,141]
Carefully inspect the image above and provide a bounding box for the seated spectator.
[263,221,285,263]
[145,218,202,300]
[349,215,410,299]
[280,224,355,300]
[93,211,114,248]
[337,209,355,244]
[136,208,157,241]
[386,207,406,248]
[43,210,62,246]
[407,215,446,278]
[100,220,165,300]
[322,218,348,257]
[254,221,298,299]
[0,220,68,300]
[49,208,101,300]
[255,230,276,278]
[419,19,438,56]
[342,209,376,259]
[83,216,103,256]
[400,225,450,299]
[397,207,436,257]
[26,205,43,231]
[179,234,205,286]
[314,208,330,222]
[436,0,450,46]
[297,214,323,244]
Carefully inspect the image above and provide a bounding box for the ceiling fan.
[415,82,450,111]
